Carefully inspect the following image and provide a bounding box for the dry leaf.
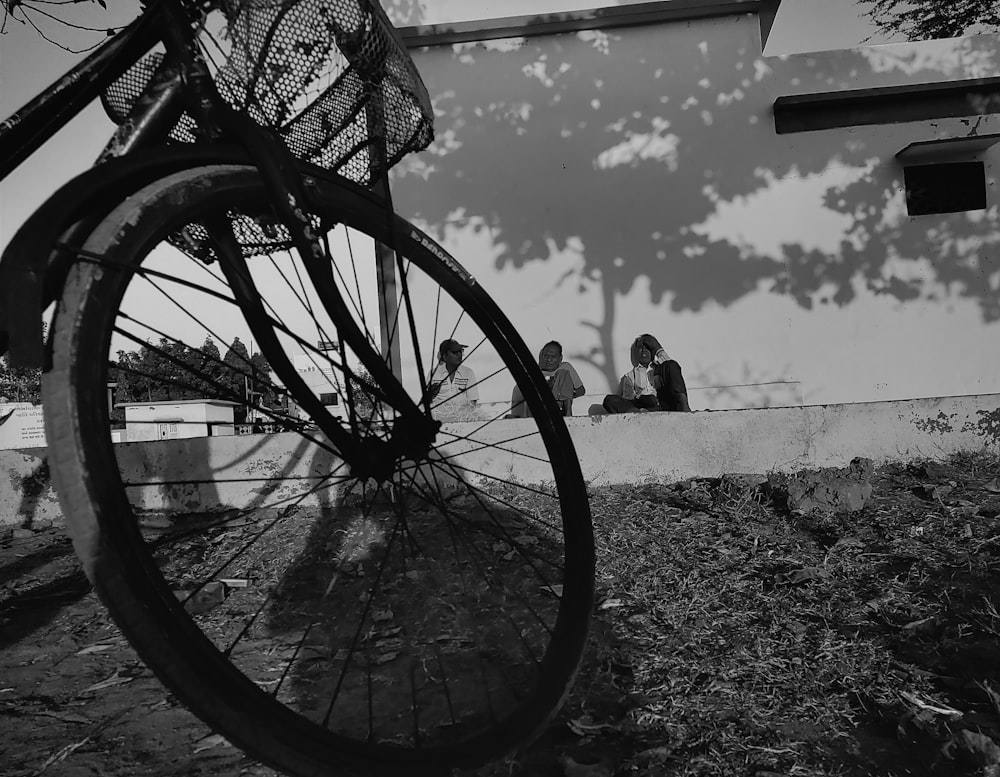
[75,644,115,656]
[902,616,939,635]
[82,672,133,693]
[193,733,232,753]
[35,710,91,724]
[81,664,144,693]
[900,690,963,718]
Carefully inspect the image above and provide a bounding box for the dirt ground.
[4,451,1000,777]
[0,526,282,777]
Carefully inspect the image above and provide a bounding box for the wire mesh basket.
[102,0,434,187]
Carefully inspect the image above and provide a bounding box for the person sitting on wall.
[510,340,586,418]
[427,338,480,421]
[603,333,691,414]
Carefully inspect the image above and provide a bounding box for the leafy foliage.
[0,322,45,404]
[0,0,127,53]
[347,367,379,420]
[110,336,275,424]
[858,0,1000,41]
[0,351,41,404]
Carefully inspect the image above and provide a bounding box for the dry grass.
[468,450,1000,777]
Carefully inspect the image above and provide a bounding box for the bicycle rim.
[43,165,594,776]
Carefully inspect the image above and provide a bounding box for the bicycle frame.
[0,4,166,181]
[0,0,440,473]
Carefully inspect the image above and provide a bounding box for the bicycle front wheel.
[42,165,594,776]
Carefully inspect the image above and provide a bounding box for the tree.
[112,338,211,404]
[0,322,45,404]
[184,336,226,399]
[220,337,277,422]
[0,351,41,404]
[347,368,379,421]
[248,351,277,407]
[858,0,1000,41]
[218,336,250,407]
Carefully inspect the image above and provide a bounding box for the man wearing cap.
[427,339,479,421]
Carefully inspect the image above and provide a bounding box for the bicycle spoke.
[44,165,592,773]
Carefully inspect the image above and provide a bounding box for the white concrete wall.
[3,394,998,527]
[390,13,1000,410]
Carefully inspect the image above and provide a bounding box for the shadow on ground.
[3,451,1000,777]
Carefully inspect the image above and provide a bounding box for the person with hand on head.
[603,333,691,414]
[510,340,585,417]
[427,338,479,421]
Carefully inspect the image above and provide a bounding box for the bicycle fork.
[192,110,442,482]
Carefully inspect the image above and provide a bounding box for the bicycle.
[0,1,595,774]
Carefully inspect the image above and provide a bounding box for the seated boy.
[603,333,691,413]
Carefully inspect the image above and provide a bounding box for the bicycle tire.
[43,164,594,776]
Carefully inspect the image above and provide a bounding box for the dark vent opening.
[904,161,986,216]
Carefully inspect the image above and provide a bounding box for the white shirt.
[619,364,658,401]
[429,363,479,421]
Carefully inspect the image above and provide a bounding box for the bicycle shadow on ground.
[231,444,573,754]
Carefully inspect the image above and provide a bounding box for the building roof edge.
[399,0,769,48]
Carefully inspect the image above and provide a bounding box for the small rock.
[177,581,226,614]
[913,483,953,501]
[914,462,950,481]
[12,528,34,540]
[142,514,174,530]
[559,755,614,777]
[633,745,672,767]
[944,730,1000,768]
[773,458,874,515]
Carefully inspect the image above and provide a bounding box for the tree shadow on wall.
[688,359,801,408]
[388,16,999,388]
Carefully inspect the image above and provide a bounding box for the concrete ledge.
[553,393,1000,483]
[3,394,998,527]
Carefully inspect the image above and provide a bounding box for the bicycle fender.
[0,144,253,368]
